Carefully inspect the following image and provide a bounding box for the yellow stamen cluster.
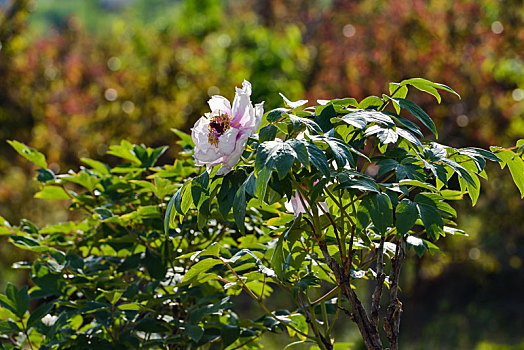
[208,113,232,147]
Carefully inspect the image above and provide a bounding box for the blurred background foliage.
[0,0,523,348]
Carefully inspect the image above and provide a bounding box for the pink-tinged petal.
[208,95,232,115]
[217,128,239,155]
[221,132,250,171]
[319,201,329,214]
[232,103,255,130]
[284,196,296,214]
[231,81,255,127]
[253,101,264,131]
[194,147,223,165]
[285,190,329,218]
[216,164,232,175]
[191,117,210,145]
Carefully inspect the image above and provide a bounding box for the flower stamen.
[208,113,232,147]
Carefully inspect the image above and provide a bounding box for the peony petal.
[208,95,232,115]
[221,132,250,171]
[191,117,210,146]
[231,81,255,128]
[216,164,232,175]
[217,127,239,155]
[194,144,223,165]
[253,101,265,132]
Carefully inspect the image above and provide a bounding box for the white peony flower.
[285,189,329,218]
[42,314,58,326]
[191,80,264,175]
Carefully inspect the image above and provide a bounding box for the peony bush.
[1,79,523,349]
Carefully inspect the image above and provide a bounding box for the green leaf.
[361,193,393,235]
[0,294,16,314]
[62,171,99,191]
[266,108,287,123]
[221,324,240,348]
[280,93,308,109]
[365,125,398,144]
[271,233,286,281]
[182,259,222,283]
[36,168,55,183]
[144,249,167,280]
[358,96,383,109]
[406,235,429,257]
[287,139,310,169]
[396,199,418,235]
[334,113,367,129]
[306,142,330,176]
[218,169,247,218]
[0,320,20,334]
[314,103,336,132]
[297,274,320,291]
[355,110,394,126]
[389,82,409,99]
[400,78,461,99]
[462,147,501,163]
[34,186,70,200]
[174,181,192,215]
[6,283,29,318]
[7,140,47,168]
[415,194,444,240]
[255,167,272,202]
[321,137,355,167]
[441,158,477,187]
[398,179,437,192]
[171,128,195,147]
[107,140,141,164]
[459,172,481,205]
[255,140,296,180]
[259,124,279,142]
[81,157,110,175]
[490,148,524,198]
[27,302,54,328]
[288,114,323,134]
[185,324,204,342]
[394,98,437,137]
[164,193,175,234]
[134,317,169,333]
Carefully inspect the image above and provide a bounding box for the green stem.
[327,289,342,335]
[321,300,329,334]
[220,258,314,340]
[305,292,328,350]
[20,320,34,350]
